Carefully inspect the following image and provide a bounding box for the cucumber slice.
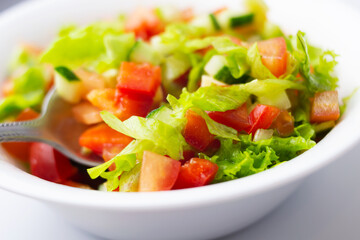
[129,41,161,66]
[204,55,237,84]
[217,10,254,29]
[254,129,274,142]
[204,55,227,77]
[230,13,255,28]
[54,66,79,82]
[54,66,83,103]
[209,14,221,31]
[163,52,191,82]
[190,14,217,34]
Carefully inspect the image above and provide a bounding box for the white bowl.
[0,0,359,239]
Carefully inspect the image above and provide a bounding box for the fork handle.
[0,119,44,142]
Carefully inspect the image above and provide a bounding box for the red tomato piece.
[125,7,165,40]
[180,150,197,165]
[310,91,340,123]
[115,92,153,120]
[183,110,214,151]
[271,110,294,137]
[208,103,250,133]
[117,62,162,98]
[79,123,133,155]
[30,143,77,183]
[257,37,287,78]
[248,104,281,135]
[139,151,181,192]
[173,158,218,189]
[87,89,153,121]
[2,108,39,161]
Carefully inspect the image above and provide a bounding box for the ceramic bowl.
[0,0,359,239]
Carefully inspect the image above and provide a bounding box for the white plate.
[0,0,359,239]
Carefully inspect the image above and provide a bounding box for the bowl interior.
[0,0,359,209]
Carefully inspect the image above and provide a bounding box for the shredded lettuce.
[41,20,128,71]
[212,134,315,183]
[296,31,339,93]
[294,123,315,140]
[211,138,279,182]
[1,46,48,121]
[100,111,187,160]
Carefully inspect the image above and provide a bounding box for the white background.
[1,0,360,240]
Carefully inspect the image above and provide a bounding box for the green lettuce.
[212,138,279,182]
[212,134,315,182]
[296,31,339,93]
[240,135,316,161]
[41,20,130,71]
[100,111,187,160]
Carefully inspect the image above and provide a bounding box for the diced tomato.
[117,62,162,98]
[79,123,133,155]
[208,103,250,133]
[173,158,218,189]
[125,7,165,40]
[310,91,340,123]
[183,110,214,151]
[248,104,281,135]
[180,150,197,165]
[257,37,287,78]
[139,151,181,192]
[115,93,153,120]
[271,110,294,137]
[87,89,153,121]
[30,143,77,183]
[2,109,39,161]
[102,144,128,171]
[72,102,102,125]
[173,70,190,88]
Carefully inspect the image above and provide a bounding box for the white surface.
[0,0,360,239]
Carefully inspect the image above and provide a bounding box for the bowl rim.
[0,0,359,211]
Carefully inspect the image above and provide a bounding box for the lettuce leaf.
[240,135,316,161]
[168,86,250,114]
[296,31,339,93]
[41,20,128,71]
[212,138,279,182]
[192,109,239,141]
[212,134,315,182]
[95,33,136,72]
[100,111,186,160]
[0,90,44,121]
[294,123,315,140]
[244,79,304,109]
[0,65,47,121]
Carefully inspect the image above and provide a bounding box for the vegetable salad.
[1,0,342,192]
